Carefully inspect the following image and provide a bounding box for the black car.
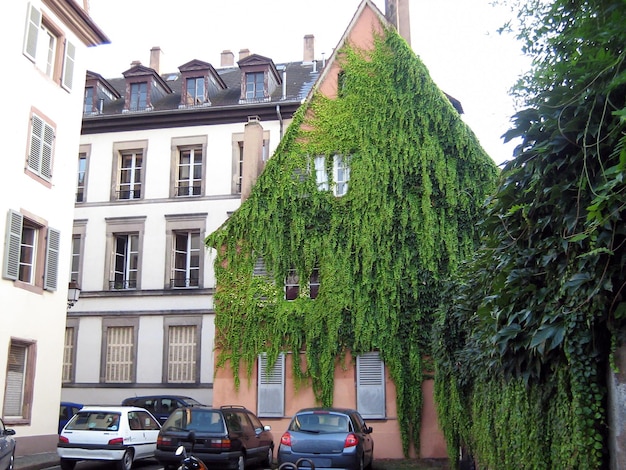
[277,407,374,470]
[155,405,273,470]
[121,395,204,425]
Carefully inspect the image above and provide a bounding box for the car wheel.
[60,459,76,470]
[236,454,245,470]
[359,456,365,470]
[117,449,134,470]
[261,446,273,467]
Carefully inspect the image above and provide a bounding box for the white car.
[57,406,161,470]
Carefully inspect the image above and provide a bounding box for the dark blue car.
[0,418,16,470]
[58,401,83,434]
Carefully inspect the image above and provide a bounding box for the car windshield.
[163,409,224,433]
[290,413,349,433]
[66,411,121,431]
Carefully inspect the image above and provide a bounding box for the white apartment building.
[61,43,321,408]
[1,0,108,455]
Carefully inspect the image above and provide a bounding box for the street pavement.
[15,452,59,470]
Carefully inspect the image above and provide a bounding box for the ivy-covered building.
[206,0,498,459]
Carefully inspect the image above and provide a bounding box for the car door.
[351,412,374,463]
[127,410,161,459]
[246,412,272,463]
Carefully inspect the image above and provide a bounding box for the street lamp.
[67,281,81,309]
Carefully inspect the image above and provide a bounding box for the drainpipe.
[276,105,283,140]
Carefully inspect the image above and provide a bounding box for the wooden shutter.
[44,227,60,291]
[62,39,75,91]
[23,3,41,61]
[4,343,27,417]
[3,210,23,281]
[257,353,284,417]
[356,352,386,418]
[167,325,197,383]
[29,114,53,179]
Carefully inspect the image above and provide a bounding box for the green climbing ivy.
[207,28,498,456]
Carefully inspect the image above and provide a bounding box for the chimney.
[240,116,264,202]
[130,60,141,67]
[303,34,314,63]
[385,0,411,46]
[239,48,251,61]
[221,50,235,67]
[150,47,162,73]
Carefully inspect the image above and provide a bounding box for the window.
[237,142,244,193]
[165,214,205,289]
[84,87,94,114]
[27,112,54,182]
[285,267,319,301]
[23,3,75,90]
[3,210,59,291]
[70,220,86,286]
[245,72,265,100]
[356,352,386,419]
[76,152,87,202]
[167,325,197,383]
[314,155,328,190]
[117,151,143,200]
[62,325,77,383]
[111,234,138,290]
[257,353,285,417]
[129,82,148,111]
[334,155,351,196]
[285,268,299,300]
[176,147,202,196]
[3,339,36,423]
[104,326,134,383]
[185,77,206,105]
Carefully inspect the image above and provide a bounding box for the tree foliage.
[433,1,626,468]
[207,29,498,456]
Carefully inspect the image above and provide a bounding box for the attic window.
[129,82,147,111]
[185,77,207,106]
[245,72,265,100]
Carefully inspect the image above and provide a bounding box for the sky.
[83,0,530,165]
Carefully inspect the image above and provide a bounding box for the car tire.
[236,454,245,470]
[359,456,365,470]
[117,449,134,470]
[261,446,273,467]
[60,459,76,470]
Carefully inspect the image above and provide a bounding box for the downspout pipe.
[276,105,283,139]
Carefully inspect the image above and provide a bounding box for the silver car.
[0,418,16,470]
[277,408,374,470]
[57,406,161,470]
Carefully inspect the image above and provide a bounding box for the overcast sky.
[83,0,530,165]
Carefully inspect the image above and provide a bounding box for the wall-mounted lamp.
[67,281,81,309]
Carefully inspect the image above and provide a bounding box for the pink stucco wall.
[212,352,447,459]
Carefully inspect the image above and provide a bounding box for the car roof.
[77,405,152,413]
[124,395,196,400]
[61,401,84,407]
[295,407,359,414]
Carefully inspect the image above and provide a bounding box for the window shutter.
[41,121,54,179]
[4,343,27,417]
[23,3,41,61]
[29,115,43,174]
[3,210,23,281]
[356,352,386,418]
[257,353,284,417]
[44,227,60,291]
[62,40,75,91]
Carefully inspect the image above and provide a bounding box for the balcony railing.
[170,278,199,289]
[109,279,137,290]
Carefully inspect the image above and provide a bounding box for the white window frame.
[171,230,200,288]
[3,210,59,291]
[314,155,329,190]
[129,82,148,111]
[356,352,386,419]
[245,72,265,100]
[176,147,203,197]
[257,353,285,417]
[111,233,139,290]
[333,154,350,197]
[185,77,207,105]
[117,151,143,200]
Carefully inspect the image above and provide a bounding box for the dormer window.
[246,72,265,100]
[237,54,281,104]
[84,71,121,115]
[186,77,206,105]
[130,83,148,111]
[84,87,94,113]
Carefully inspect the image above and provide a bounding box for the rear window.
[67,411,121,431]
[163,409,224,433]
[290,412,350,433]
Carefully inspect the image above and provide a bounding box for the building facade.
[61,43,320,408]
[1,0,108,456]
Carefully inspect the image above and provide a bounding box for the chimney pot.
[150,46,162,73]
[239,48,251,60]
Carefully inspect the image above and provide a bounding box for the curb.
[15,452,59,470]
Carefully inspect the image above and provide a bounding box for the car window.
[161,398,178,413]
[189,410,224,432]
[223,411,245,433]
[247,412,265,433]
[133,410,160,430]
[139,399,157,414]
[67,411,121,431]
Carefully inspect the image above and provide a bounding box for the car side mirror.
[264,425,271,431]
[366,426,373,434]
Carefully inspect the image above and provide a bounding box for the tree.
[433,1,626,468]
